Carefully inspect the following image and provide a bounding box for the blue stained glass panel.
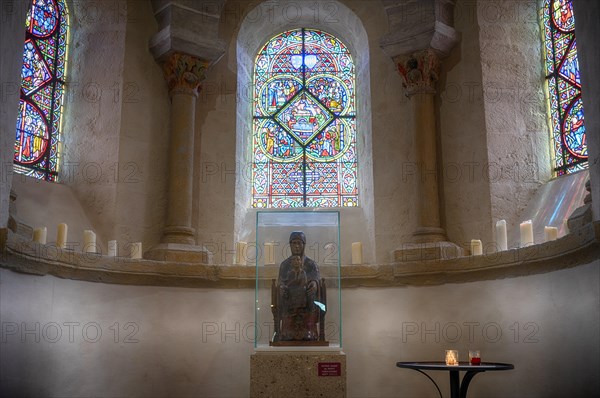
[253,28,358,207]
[542,0,587,175]
[14,0,68,182]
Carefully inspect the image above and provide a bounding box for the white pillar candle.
[57,223,68,249]
[108,240,118,257]
[495,219,507,251]
[520,220,534,247]
[234,241,247,265]
[351,242,363,264]
[264,242,275,265]
[130,242,143,259]
[544,226,558,242]
[32,227,47,244]
[470,239,483,256]
[83,230,96,253]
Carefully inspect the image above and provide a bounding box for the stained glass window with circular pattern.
[14,0,68,182]
[542,0,587,175]
[252,28,358,208]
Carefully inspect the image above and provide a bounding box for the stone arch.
[234,0,375,264]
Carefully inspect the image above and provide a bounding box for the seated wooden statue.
[271,231,328,345]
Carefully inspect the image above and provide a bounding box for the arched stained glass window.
[252,28,358,208]
[542,0,587,176]
[14,0,68,182]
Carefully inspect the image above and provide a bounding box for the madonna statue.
[271,231,328,345]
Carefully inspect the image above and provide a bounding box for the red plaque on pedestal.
[318,362,341,376]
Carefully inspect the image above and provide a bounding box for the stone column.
[380,0,462,260]
[145,53,211,263]
[161,53,208,245]
[146,1,225,263]
[394,49,446,243]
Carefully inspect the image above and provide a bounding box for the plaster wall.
[573,0,600,221]
[439,0,494,247]
[8,1,170,255]
[477,0,551,246]
[0,0,27,227]
[192,0,240,261]
[10,175,96,248]
[361,0,416,262]
[115,0,170,250]
[9,0,131,251]
[60,0,127,246]
[1,262,598,397]
[439,0,559,250]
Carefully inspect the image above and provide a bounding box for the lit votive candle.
[445,350,459,366]
[520,220,534,247]
[57,223,68,249]
[83,230,96,253]
[544,226,558,242]
[130,242,143,259]
[108,240,118,257]
[495,219,507,251]
[352,242,363,264]
[470,239,483,256]
[32,227,47,244]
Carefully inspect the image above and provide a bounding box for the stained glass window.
[14,0,68,182]
[542,0,587,176]
[252,28,358,208]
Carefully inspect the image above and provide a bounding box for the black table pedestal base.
[396,361,515,398]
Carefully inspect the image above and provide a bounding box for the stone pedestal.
[250,351,346,398]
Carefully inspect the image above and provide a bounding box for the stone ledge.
[1,222,599,288]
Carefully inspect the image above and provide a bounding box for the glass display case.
[255,211,341,349]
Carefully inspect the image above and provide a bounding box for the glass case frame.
[255,211,341,349]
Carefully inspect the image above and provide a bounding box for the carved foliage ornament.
[162,53,209,96]
[394,49,440,96]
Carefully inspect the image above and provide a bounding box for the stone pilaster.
[146,1,225,263]
[380,1,462,259]
[145,53,211,263]
[394,49,446,244]
[161,53,208,245]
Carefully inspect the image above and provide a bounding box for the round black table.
[396,361,514,398]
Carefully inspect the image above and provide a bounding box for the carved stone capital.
[161,52,209,97]
[393,49,440,96]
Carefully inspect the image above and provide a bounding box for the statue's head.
[289,231,306,243]
[289,231,306,256]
